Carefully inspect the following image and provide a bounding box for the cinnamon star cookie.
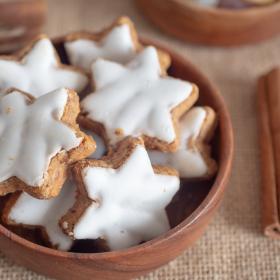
[0,88,95,198]
[149,107,217,179]
[64,16,170,72]
[60,138,180,250]
[2,179,76,251]
[80,46,198,152]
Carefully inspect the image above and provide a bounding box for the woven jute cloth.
[1,0,280,279]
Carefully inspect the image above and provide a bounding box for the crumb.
[115,128,124,136]
[5,107,12,114]
[62,221,69,229]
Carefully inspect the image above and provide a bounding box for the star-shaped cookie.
[0,35,89,98]
[2,179,76,251]
[80,46,198,152]
[60,138,179,251]
[0,88,95,198]
[64,16,171,72]
[149,107,217,179]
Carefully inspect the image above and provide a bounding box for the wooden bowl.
[136,0,280,46]
[0,0,47,53]
[0,39,234,280]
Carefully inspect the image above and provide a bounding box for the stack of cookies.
[0,17,217,252]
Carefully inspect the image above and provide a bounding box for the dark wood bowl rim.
[173,0,280,17]
[0,38,234,260]
[0,0,45,7]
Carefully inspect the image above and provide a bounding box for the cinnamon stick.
[258,67,280,238]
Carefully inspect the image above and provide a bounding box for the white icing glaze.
[8,179,76,251]
[73,144,179,250]
[83,129,106,159]
[0,37,88,98]
[65,24,135,71]
[148,107,209,178]
[82,47,193,145]
[0,88,82,186]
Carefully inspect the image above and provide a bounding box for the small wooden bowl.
[136,0,280,46]
[0,0,47,53]
[0,39,234,280]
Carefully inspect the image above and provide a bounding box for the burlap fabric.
[1,0,280,279]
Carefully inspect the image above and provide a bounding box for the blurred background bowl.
[136,0,280,46]
[0,0,47,53]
